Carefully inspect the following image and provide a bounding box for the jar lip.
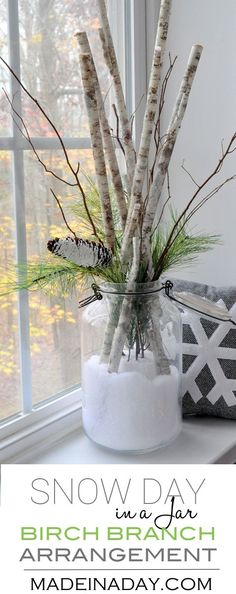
[100,279,164,297]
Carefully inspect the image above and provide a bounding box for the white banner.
[0,464,234,593]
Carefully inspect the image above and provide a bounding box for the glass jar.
[81,281,182,453]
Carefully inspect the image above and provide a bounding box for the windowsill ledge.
[0,400,82,464]
[5,416,236,464]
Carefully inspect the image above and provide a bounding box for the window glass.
[0,152,21,419]
[0,0,115,420]
[18,0,112,137]
[24,149,96,404]
[0,0,11,136]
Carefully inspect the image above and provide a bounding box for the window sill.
[0,390,82,463]
[4,416,236,464]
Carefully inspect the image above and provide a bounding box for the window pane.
[0,152,21,419]
[24,149,95,404]
[30,292,81,405]
[1,0,116,417]
[18,0,112,137]
[0,0,11,136]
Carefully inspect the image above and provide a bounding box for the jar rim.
[100,279,165,297]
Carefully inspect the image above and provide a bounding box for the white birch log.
[100,203,141,364]
[155,0,173,60]
[79,52,115,251]
[98,27,112,72]
[112,44,202,374]
[147,296,170,375]
[97,0,136,189]
[121,47,162,263]
[76,32,127,230]
[100,294,123,364]
[108,238,140,373]
[107,0,172,373]
[121,0,173,262]
[142,44,203,273]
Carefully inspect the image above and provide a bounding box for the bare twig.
[112,103,125,156]
[50,189,78,239]
[129,94,146,140]
[129,93,145,124]
[3,88,78,188]
[185,175,236,223]
[153,169,172,232]
[0,56,101,242]
[181,159,200,188]
[154,134,236,278]
[149,55,177,186]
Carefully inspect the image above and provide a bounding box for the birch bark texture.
[97,0,136,190]
[156,0,173,61]
[79,2,203,376]
[121,0,173,263]
[76,32,127,230]
[121,47,162,263]
[79,52,115,251]
[99,202,141,365]
[142,44,203,272]
[147,296,170,375]
[107,41,202,372]
[99,0,175,372]
[108,237,140,373]
[100,294,123,364]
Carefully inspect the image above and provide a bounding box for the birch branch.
[100,294,123,364]
[76,32,127,230]
[154,0,172,65]
[121,0,173,262]
[99,202,141,364]
[147,296,170,375]
[108,238,140,373]
[79,52,115,251]
[107,1,174,369]
[97,0,136,189]
[142,44,203,273]
[121,47,162,263]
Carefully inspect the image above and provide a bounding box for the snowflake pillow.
[171,279,236,420]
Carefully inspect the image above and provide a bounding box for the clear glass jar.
[81,281,182,453]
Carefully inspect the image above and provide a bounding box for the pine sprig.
[0,260,88,297]
[152,213,220,279]
[69,185,124,244]
[0,251,126,298]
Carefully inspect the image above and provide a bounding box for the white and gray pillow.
[171,279,236,420]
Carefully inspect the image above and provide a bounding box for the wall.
[153,0,236,286]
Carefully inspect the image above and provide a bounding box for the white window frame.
[0,0,159,462]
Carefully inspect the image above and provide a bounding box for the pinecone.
[47,237,112,268]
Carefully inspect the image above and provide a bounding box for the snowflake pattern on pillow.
[170,278,236,419]
[183,300,236,403]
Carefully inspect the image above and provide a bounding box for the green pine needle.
[152,214,220,279]
[0,259,85,297]
[0,252,126,298]
[1,188,220,298]
[69,185,124,245]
